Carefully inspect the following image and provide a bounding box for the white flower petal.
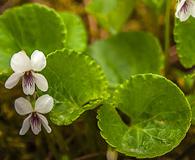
[11,51,31,73]
[32,73,48,92]
[179,10,191,21]
[19,114,31,135]
[176,0,187,15]
[30,116,42,135]
[35,94,54,114]
[31,50,46,72]
[175,0,192,21]
[15,97,33,115]
[22,76,35,95]
[37,113,52,133]
[191,1,195,17]
[5,72,24,89]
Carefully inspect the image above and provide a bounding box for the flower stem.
[106,146,118,160]
[164,0,172,75]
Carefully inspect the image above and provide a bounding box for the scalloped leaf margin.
[0,4,66,74]
[98,74,191,158]
[43,49,109,125]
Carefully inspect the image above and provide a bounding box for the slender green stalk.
[106,146,118,160]
[164,0,172,74]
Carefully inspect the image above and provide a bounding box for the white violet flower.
[5,50,48,95]
[15,94,54,135]
[176,0,195,21]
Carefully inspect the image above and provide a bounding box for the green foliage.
[174,18,195,68]
[143,0,165,10]
[98,74,191,158]
[86,0,135,34]
[43,49,108,125]
[59,12,87,52]
[88,32,163,87]
[0,1,195,159]
[0,4,66,74]
[187,95,195,125]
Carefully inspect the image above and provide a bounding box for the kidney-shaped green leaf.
[0,4,66,74]
[59,12,87,52]
[44,49,108,125]
[86,0,134,34]
[98,74,191,158]
[88,32,163,87]
[174,18,195,68]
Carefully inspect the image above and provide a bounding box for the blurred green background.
[1,0,195,160]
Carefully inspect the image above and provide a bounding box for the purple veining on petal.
[30,112,41,130]
[180,0,192,14]
[23,71,34,88]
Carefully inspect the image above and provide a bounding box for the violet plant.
[0,0,195,159]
